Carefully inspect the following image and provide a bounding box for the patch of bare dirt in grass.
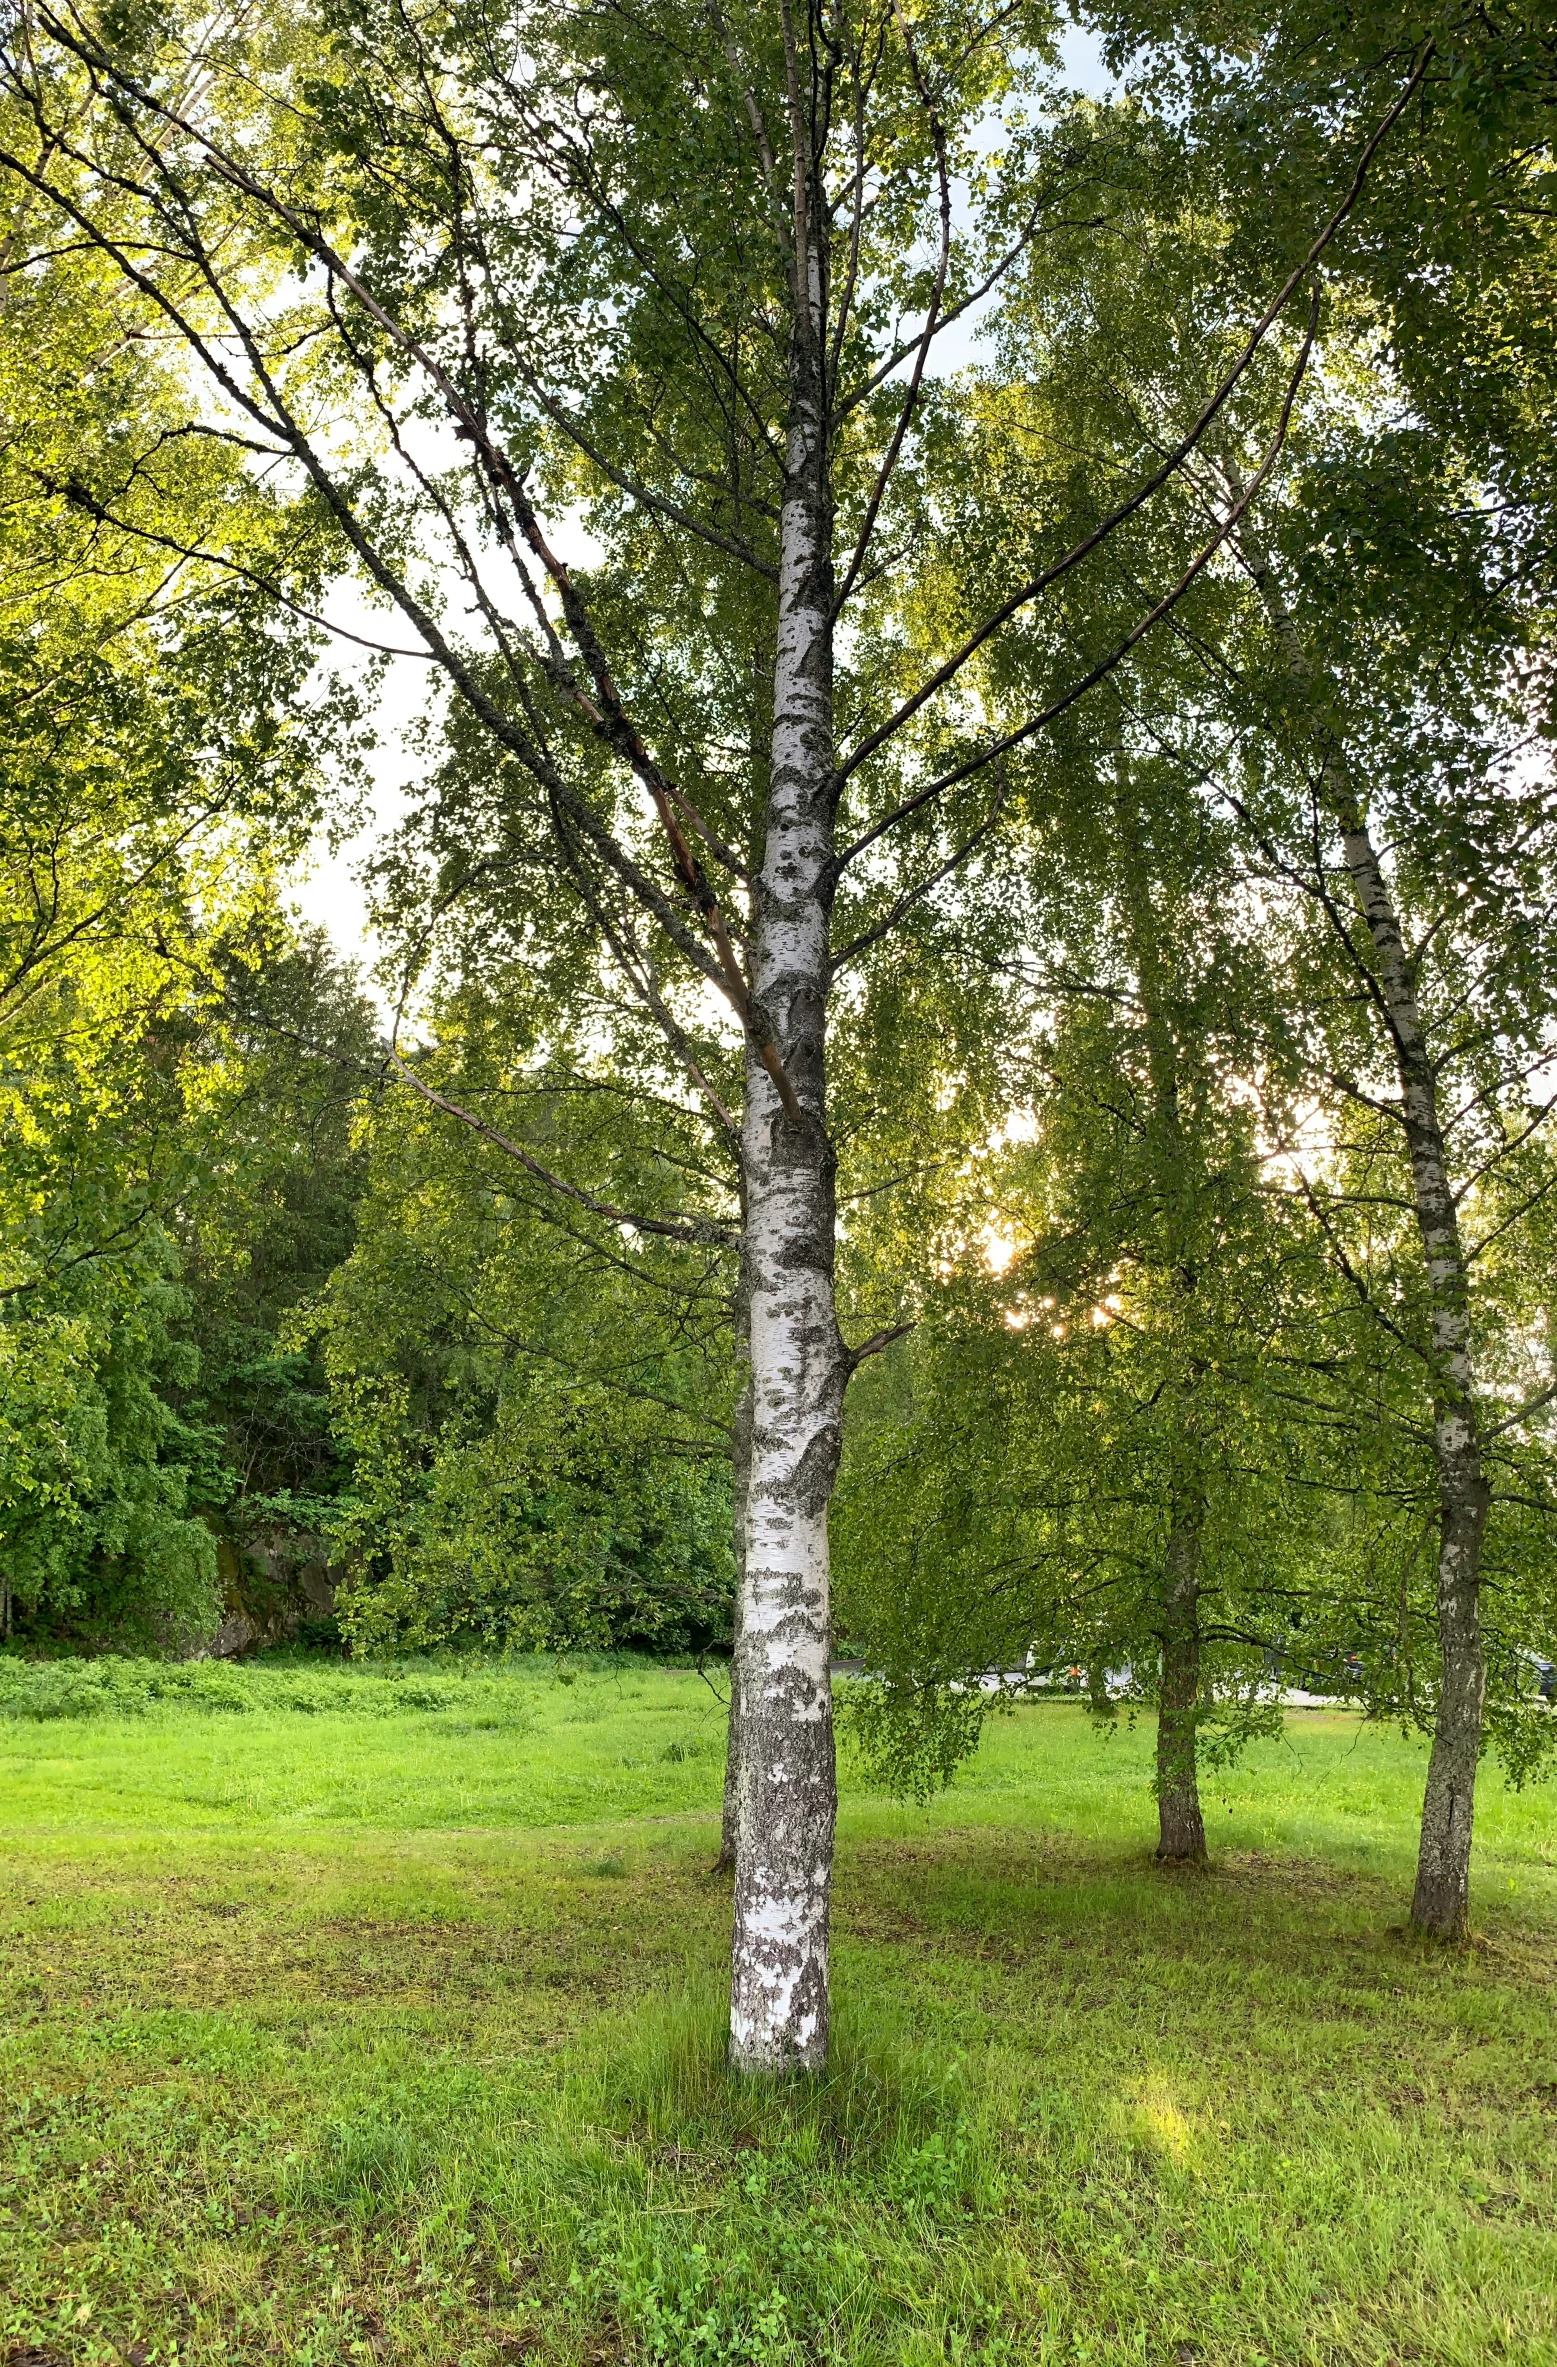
[831,1831,1557,2060]
[847,1824,1115,1880]
[846,1826,1390,1937]
[3,1860,723,2023]
[1217,1848,1375,1895]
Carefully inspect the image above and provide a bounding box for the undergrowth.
[0,1653,560,1722]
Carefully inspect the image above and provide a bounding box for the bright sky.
[289,618,427,996]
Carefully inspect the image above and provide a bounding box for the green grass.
[3,1662,1556,2366]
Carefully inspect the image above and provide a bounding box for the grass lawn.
[3,1658,1556,2366]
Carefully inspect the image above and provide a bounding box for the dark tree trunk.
[1246,540,1489,1939]
[1156,1513,1207,1863]
[1411,1470,1489,1937]
[713,1362,753,1877]
[1112,829,1208,1866]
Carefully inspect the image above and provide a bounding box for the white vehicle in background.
[1522,1651,1557,1704]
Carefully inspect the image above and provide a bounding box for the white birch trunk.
[1332,803,1488,1939]
[728,193,844,2072]
[1247,541,1489,1938]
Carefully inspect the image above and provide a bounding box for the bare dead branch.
[386,1050,740,1247]
[846,1319,915,1368]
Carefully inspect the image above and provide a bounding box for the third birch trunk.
[1334,801,1489,1939]
[1247,539,1490,1939]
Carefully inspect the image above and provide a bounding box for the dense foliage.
[1,0,1554,1983]
[0,180,340,1645]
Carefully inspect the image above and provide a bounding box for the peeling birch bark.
[1246,539,1489,1940]
[728,179,845,2072]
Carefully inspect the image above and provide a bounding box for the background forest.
[2,0,1556,1993]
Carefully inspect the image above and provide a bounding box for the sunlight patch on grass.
[1129,2069,1199,2170]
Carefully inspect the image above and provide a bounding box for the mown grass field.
[3,1657,1556,2366]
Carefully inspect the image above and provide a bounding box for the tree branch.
[385,1051,740,1248]
[834,290,1319,874]
[836,46,1433,780]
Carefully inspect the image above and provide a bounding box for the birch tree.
[988,25,1557,1933]
[859,14,1557,1936]
[1208,478,1557,1939]
[1102,372,1557,1945]
[1,0,1426,2061]
[1102,7,1557,1938]
[834,759,1328,1856]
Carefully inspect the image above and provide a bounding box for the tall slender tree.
[1212,478,1557,1937]
[834,762,1325,1857]
[1093,0,1557,1944]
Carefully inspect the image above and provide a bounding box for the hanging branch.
[384,1051,740,1248]
[833,282,1322,877]
[10,10,807,1119]
[830,0,953,614]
